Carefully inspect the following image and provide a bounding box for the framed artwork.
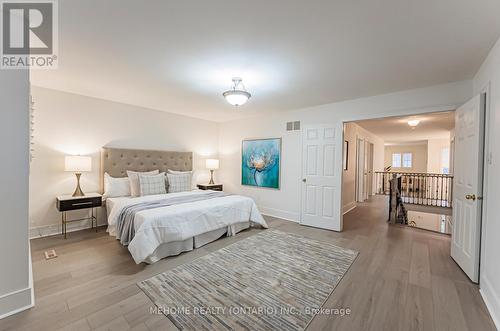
[242,138,281,189]
[343,140,349,170]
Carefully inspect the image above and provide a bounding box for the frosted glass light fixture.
[223,78,251,106]
[408,119,420,127]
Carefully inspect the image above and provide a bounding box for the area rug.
[138,230,358,331]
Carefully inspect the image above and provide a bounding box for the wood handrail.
[374,171,453,177]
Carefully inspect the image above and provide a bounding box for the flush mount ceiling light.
[223,77,251,106]
[408,119,420,127]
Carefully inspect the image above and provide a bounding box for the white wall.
[342,122,384,213]
[218,80,471,228]
[474,36,500,329]
[29,86,219,237]
[427,138,450,174]
[0,70,32,318]
[384,143,428,173]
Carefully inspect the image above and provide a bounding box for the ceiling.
[355,111,455,143]
[31,0,500,122]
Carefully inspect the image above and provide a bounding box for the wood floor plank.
[430,275,468,331]
[0,195,495,331]
[409,241,432,289]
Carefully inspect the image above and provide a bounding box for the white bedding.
[106,190,268,263]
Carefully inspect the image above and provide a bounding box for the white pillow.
[104,173,130,198]
[167,173,192,193]
[167,169,192,174]
[139,172,167,196]
[127,170,159,197]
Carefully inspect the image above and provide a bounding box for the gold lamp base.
[209,170,215,185]
[72,173,85,197]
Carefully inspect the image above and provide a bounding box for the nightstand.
[56,193,102,238]
[197,184,223,191]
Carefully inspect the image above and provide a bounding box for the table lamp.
[206,159,219,185]
[65,155,92,197]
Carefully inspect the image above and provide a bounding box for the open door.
[367,142,374,196]
[451,94,485,283]
[300,124,341,231]
[356,138,365,202]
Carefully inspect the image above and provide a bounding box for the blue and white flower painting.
[242,138,281,189]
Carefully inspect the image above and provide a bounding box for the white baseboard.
[480,276,500,330]
[0,241,34,320]
[29,241,34,309]
[29,219,108,239]
[342,202,357,215]
[0,287,33,320]
[259,206,299,223]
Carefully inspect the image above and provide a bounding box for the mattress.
[105,191,266,263]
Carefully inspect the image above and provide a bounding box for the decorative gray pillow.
[167,173,192,193]
[127,169,159,197]
[139,173,167,196]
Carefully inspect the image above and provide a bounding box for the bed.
[101,147,268,264]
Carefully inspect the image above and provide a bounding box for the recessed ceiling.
[30,0,500,122]
[355,111,455,143]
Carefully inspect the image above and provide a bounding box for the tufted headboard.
[100,147,193,193]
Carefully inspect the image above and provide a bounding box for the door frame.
[355,137,365,202]
[478,83,492,286]
[338,98,491,286]
[367,142,374,196]
[340,106,461,231]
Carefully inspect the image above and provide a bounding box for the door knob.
[465,194,476,201]
[302,178,306,183]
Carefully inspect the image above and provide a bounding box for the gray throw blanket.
[116,192,229,245]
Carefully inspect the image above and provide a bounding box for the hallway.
[304,195,494,330]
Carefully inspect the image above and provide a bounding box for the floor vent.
[44,249,58,260]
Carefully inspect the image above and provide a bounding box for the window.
[441,147,450,174]
[402,153,412,168]
[392,153,401,167]
[392,152,412,168]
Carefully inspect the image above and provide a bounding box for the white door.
[451,94,485,283]
[367,143,374,196]
[301,124,342,231]
[356,138,365,202]
[363,141,369,200]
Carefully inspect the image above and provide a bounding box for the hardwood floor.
[0,195,495,331]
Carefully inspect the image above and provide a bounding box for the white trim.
[338,104,464,231]
[0,287,33,320]
[28,241,34,308]
[342,103,460,123]
[29,218,107,239]
[0,241,34,320]
[259,206,299,223]
[342,202,357,215]
[480,276,500,330]
[479,83,491,287]
[0,302,33,320]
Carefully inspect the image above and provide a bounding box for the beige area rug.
[138,230,358,331]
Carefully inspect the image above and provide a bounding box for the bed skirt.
[143,221,250,264]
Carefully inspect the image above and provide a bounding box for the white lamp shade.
[206,159,220,170]
[65,155,92,172]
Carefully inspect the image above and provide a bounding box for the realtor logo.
[1,0,58,69]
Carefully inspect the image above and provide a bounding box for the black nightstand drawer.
[57,196,102,211]
[197,184,223,191]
